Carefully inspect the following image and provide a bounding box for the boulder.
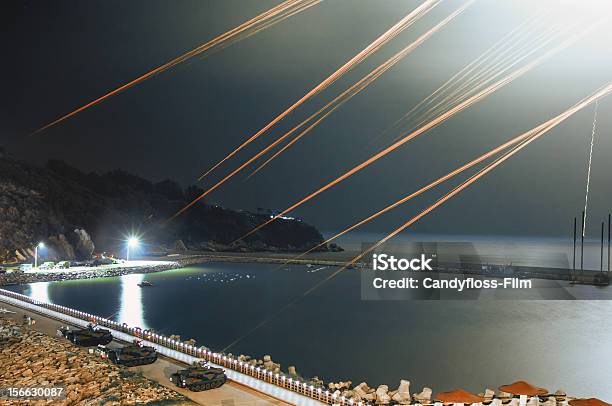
[343,389,358,401]
[288,366,298,377]
[391,380,411,404]
[310,376,324,387]
[328,381,352,390]
[354,382,372,399]
[482,388,495,400]
[73,229,95,259]
[413,386,432,403]
[15,249,27,261]
[262,355,280,372]
[375,385,391,405]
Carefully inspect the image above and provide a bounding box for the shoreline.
[2,249,607,286]
[0,251,360,287]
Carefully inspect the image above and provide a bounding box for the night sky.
[4,0,612,237]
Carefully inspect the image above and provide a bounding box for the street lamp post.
[127,237,139,262]
[34,242,44,268]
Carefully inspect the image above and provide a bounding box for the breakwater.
[0,254,357,287]
[0,263,178,286]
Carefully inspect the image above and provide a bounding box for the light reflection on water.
[28,281,51,304]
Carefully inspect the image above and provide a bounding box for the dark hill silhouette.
[0,150,327,262]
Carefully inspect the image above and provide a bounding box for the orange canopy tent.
[436,389,485,404]
[499,381,549,406]
[569,399,612,406]
[499,381,548,397]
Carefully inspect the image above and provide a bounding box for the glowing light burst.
[381,15,563,147]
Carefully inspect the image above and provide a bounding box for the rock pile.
[262,355,280,373]
[329,380,433,405]
[235,353,282,373]
[0,318,189,405]
[0,262,179,286]
[333,380,572,406]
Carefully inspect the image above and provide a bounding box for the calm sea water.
[7,262,612,401]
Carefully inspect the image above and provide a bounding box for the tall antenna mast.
[582,101,599,237]
[581,210,585,277]
[573,216,577,280]
[601,221,604,273]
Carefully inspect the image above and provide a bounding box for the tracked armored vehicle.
[60,324,113,347]
[107,344,158,366]
[170,364,227,391]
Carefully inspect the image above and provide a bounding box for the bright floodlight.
[126,237,140,261]
[38,242,45,248]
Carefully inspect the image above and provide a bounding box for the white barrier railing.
[0,288,362,405]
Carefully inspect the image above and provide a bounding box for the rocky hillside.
[0,149,328,262]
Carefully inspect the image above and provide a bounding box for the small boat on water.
[593,273,610,286]
[137,281,153,287]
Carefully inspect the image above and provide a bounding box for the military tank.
[107,344,158,367]
[170,364,227,391]
[60,324,113,347]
